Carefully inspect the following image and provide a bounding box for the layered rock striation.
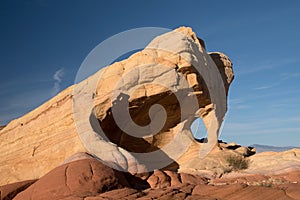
[1,26,300,200]
[0,26,234,185]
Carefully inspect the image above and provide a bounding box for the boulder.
[0,180,36,200]
[13,158,130,200]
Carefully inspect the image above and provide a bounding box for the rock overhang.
[0,26,235,185]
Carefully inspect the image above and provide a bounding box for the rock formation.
[1,26,300,200]
[0,27,234,185]
[1,154,299,200]
[0,125,5,131]
[245,148,300,174]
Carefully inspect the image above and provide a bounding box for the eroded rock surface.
[245,148,300,174]
[13,157,130,200]
[2,155,299,200]
[1,26,299,200]
[0,126,5,131]
[0,26,234,185]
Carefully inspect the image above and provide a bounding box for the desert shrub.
[226,155,249,171]
[259,182,273,187]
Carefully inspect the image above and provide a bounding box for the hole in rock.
[98,89,182,153]
[191,117,208,142]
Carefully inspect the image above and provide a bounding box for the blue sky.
[1,0,299,146]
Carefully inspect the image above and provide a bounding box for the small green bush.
[226,155,249,171]
[259,182,273,187]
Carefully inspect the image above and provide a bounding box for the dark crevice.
[1,180,36,200]
[64,165,71,191]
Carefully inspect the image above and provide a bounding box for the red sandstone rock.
[13,158,129,200]
[180,173,208,185]
[147,170,171,189]
[2,167,299,200]
[0,180,36,200]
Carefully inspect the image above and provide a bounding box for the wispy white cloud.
[280,72,300,80]
[236,105,251,109]
[237,58,297,76]
[51,68,64,96]
[237,63,275,75]
[222,116,300,136]
[253,83,279,90]
[253,85,273,90]
[229,98,243,104]
[251,71,300,91]
[0,87,53,125]
[228,98,251,110]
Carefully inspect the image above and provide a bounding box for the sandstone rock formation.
[245,148,300,174]
[0,125,5,131]
[177,141,255,178]
[0,86,86,185]
[2,155,299,200]
[1,25,300,200]
[12,157,130,200]
[0,180,36,200]
[0,26,234,185]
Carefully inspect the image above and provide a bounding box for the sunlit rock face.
[73,26,235,174]
[96,42,235,155]
[0,27,234,185]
